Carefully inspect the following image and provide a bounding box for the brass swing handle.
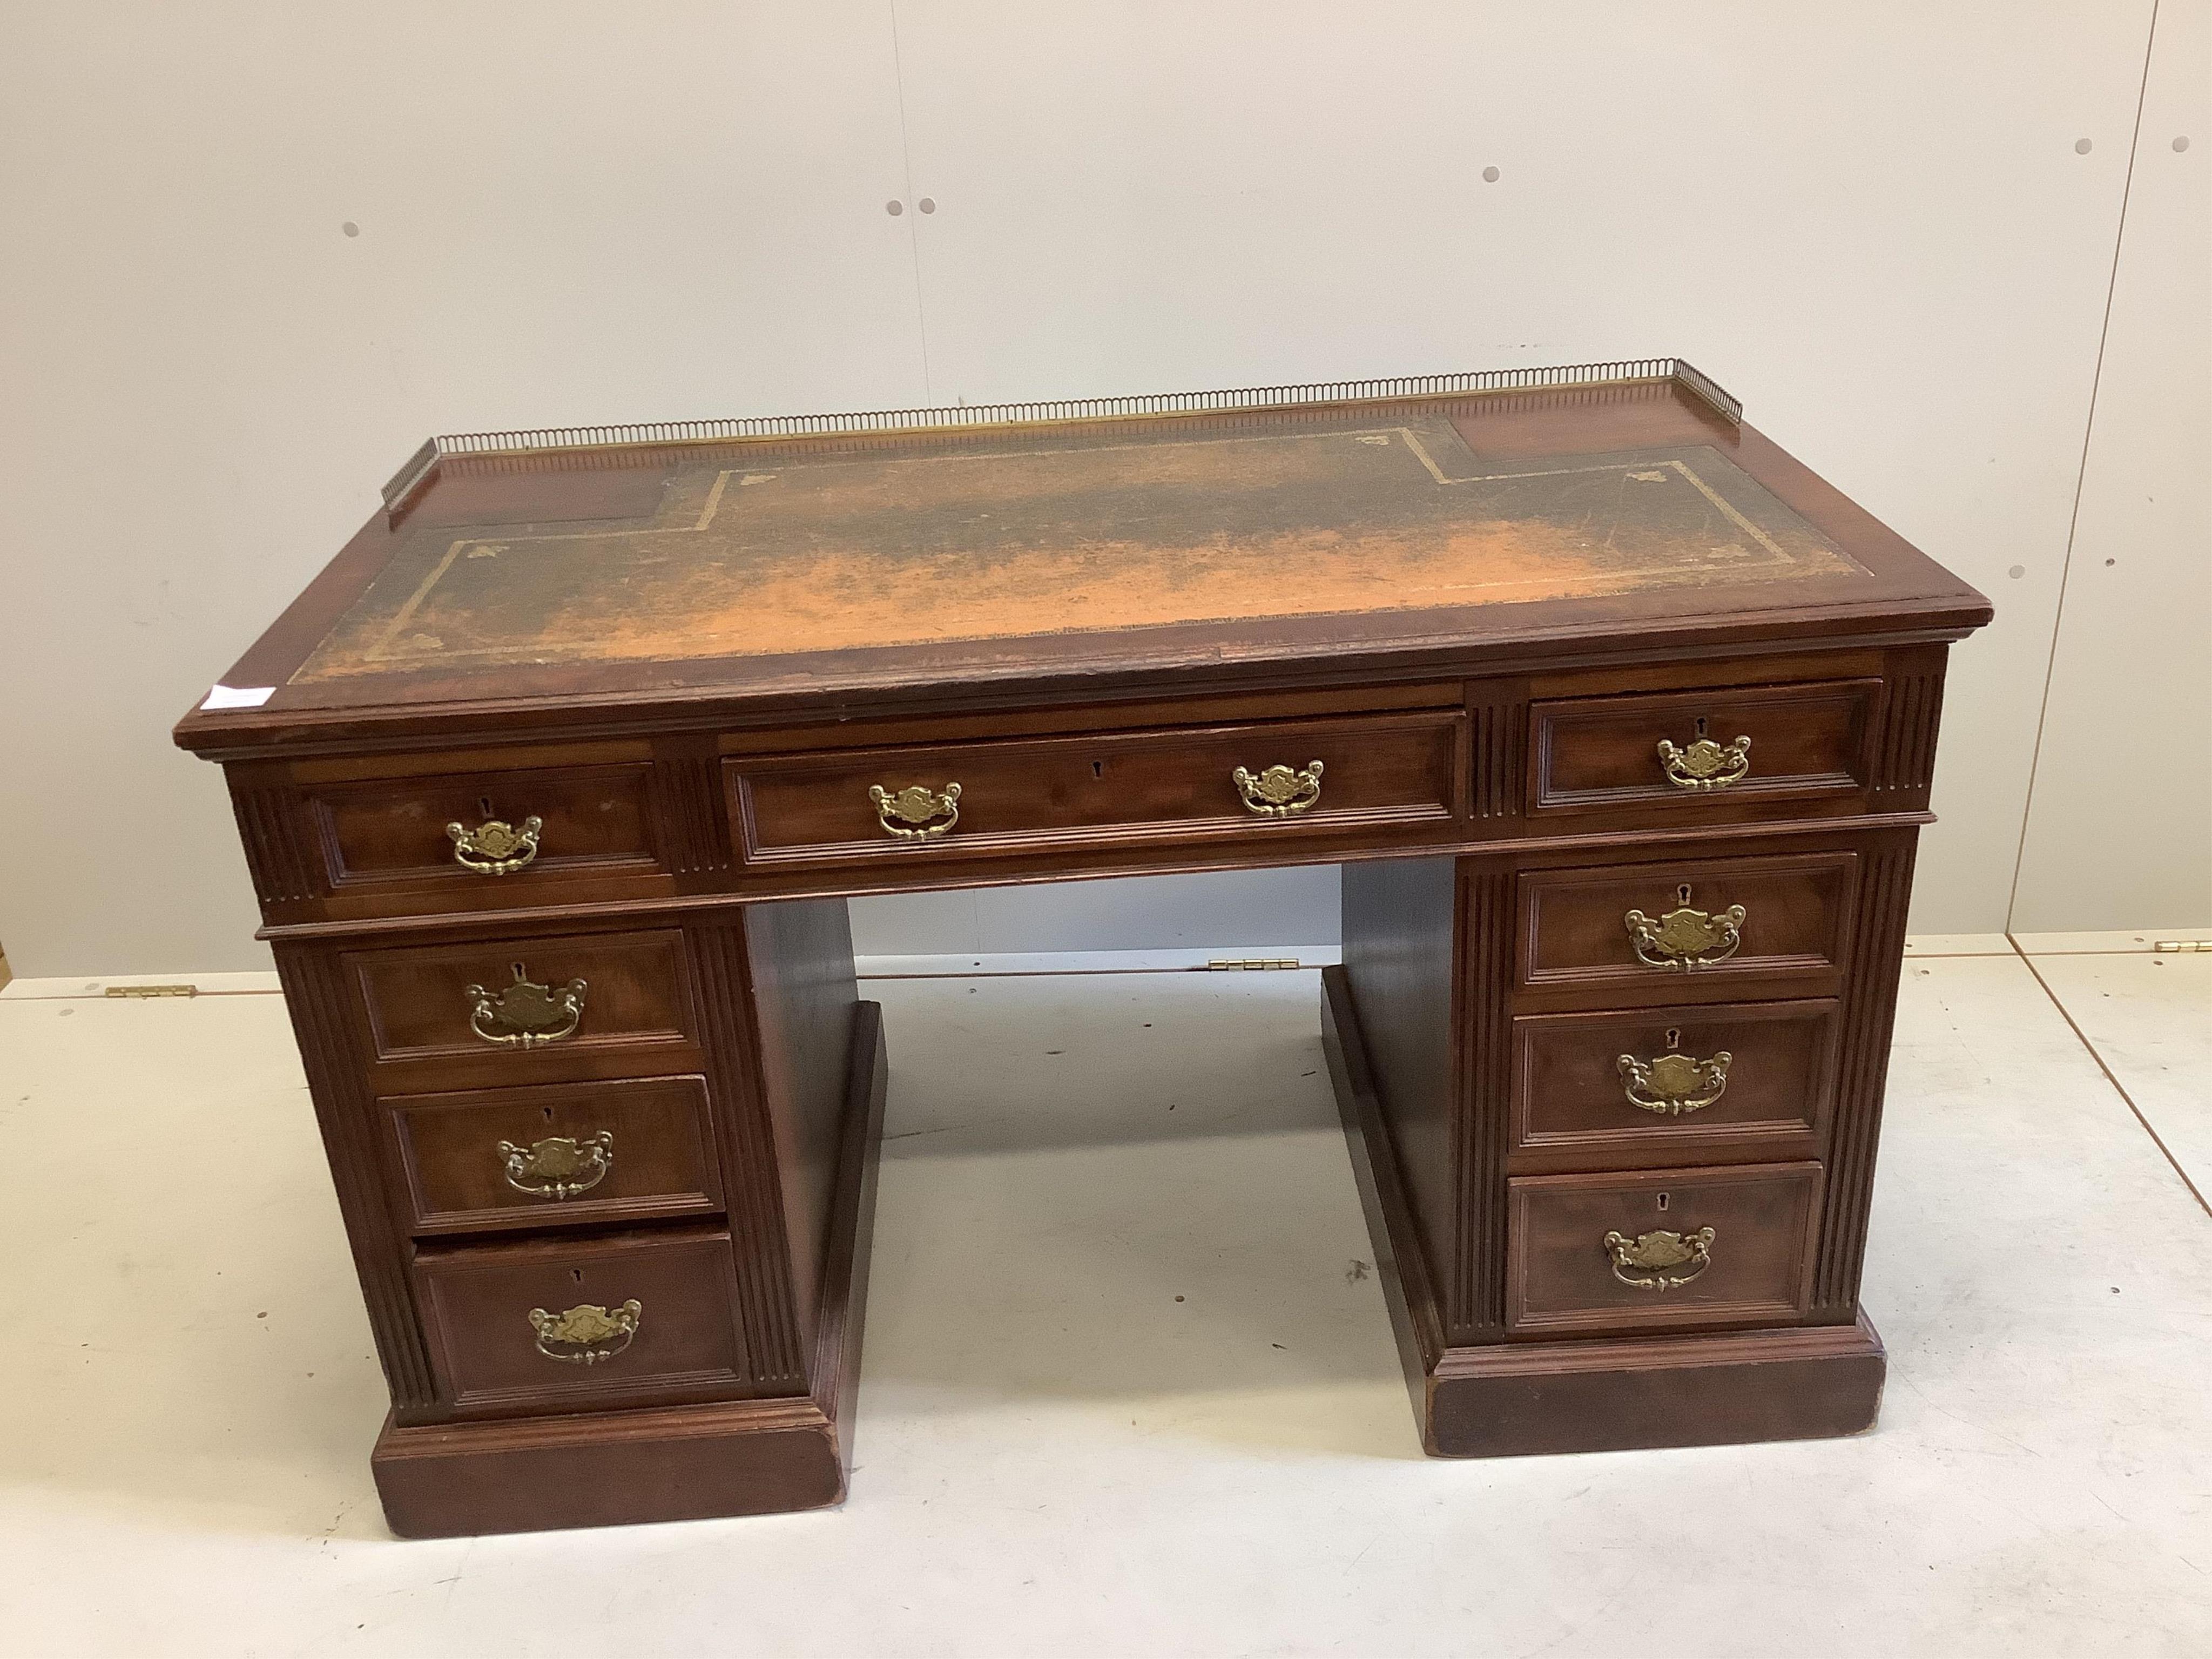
[498,1131,614,1199]
[1233,760,1324,817]
[871,781,962,840]
[1604,1226,1716,1291]
[1616,1049,1733,1115]
[1656,733,1751,791]
[465,965,588,1047]
[1624,898,1747,970]
[447,814,543,874]
[529,1299,641,1364]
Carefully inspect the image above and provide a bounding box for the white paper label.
[200,684,276,711]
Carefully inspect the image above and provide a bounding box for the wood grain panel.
[414,1226,750,1414]
[1510,999,1839,1172]
[311,763,661,890]
[1338,857,1459,1334]
[1518,850,1859,998]
[1529,678,1877,817]
[349,928,696,1065]
[1507,1161,1823,1335]
[731,712,1460,866]
[381,1075,722,1236]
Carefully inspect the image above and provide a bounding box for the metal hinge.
[103,983,199,999]
[1205,957,1304,972]
[2152,940,2210,954]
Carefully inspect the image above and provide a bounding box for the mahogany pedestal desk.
[174,362,1991,1537]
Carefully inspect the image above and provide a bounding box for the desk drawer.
[1529,679,1878,817]
[346,927,698,1075]
[415,1227,750,1414]
[727,712,1460,865]
[1506,1162,1823,1334]
[382,1076,723,1236]
[1518,851,1858,997]
[305,761,664,892]
[1510,1000,1839,1171]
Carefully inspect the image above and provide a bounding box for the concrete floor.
[1,936,2207,1656]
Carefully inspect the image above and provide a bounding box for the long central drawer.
[726,711,1462,866]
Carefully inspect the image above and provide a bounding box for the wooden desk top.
[177,365,1988,756]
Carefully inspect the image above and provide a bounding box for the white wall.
[0,2,2203,976]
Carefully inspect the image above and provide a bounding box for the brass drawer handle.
[1604,1226,1715,1291]
[1617,1028,1732,1115]
[870,781,962,840]
[1233,760,1324,817]
[498,1131,613,1199]
[529,1299,640,1364]
[1656,730,1751,791]
[466,963,588,1047]
[1624,885,1745,971]
[447,814,543,874]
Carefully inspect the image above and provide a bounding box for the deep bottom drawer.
[415,1227,750,1413]
[1507,1162,1823,1335]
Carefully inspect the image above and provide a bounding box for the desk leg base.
[371,1000,890,1537]
[1322,966,1886,1459]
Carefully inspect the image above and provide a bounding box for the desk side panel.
[740,896,862,1353]
[1339,857,1466,1335]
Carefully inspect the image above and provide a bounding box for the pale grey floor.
[0,941,2207,1656]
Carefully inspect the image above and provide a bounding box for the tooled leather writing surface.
[294,408,1860,683]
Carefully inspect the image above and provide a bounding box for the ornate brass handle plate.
[1604,1226,1716,1291]
[498,1131,613,1199]
[869,781,962,840]
[1656,732,1751,792]
[447,814,543,874]
[1233,760,1325,817]
[1624,885,1746,970]
[1617,1028,1732,1116]
[529,1299,641,1364]
[466,963,588,1047]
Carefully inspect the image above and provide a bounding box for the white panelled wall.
[0,3,2203,975]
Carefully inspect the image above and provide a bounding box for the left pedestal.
[272,898,886,1539]
[370,1000,888,1537]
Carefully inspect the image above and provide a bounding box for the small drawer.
[1507,1162,1823,1334]
[415,1226,750,1414]
[307,762,664,891]
[727,712,1460,865]
[1509,1000,1840,1170]
[1517,851,1858,996]
[382,1076,723,1236]
[1529,679,1878,816]
[345,927,697,1075]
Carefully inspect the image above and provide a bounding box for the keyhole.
[1657,1192,1670,1212]
[511,960,526,981]
[542,1105,555,1123]
[571,1269,583,1284]
[1092,759,1104,779]
[478,795,495,819]
[1693,716,1708,739]
[1664,1026,1681,1050]
[1676,885,1692,905]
